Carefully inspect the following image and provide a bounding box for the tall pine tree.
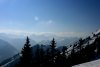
[19,37,32,67]
[50,38,56,66]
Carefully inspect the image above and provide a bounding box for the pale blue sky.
[0,0,100,35]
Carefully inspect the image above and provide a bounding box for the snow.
[71,29,100,67]
[94,29,100,35]
[72,59,100,67]
[1,60,14,67]
[1,54,20,67]
[89,39,95,45]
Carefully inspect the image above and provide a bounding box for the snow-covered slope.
[67,29,100,53]
[1,54,20,67]
[72,29,100,67]
[72,59,100,67]
[94,29,100,36]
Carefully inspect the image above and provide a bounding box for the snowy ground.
[72,59,100,67]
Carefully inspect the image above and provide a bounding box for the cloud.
[48,20,53,24]
[34,16,39,21]
[42,20,53,24]
[54,32,90,38]
[0,29,90,38]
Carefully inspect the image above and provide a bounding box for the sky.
[0,0,100,37]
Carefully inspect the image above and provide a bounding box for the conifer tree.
[95,37,100,55]
[62,46,67,56]
[40,45,45,62]
[78,38,84,52]
[50,38,56,66]
[19,37,32,67]
[51,38,56,57]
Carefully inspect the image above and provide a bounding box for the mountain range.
[0,39,18,62]
[0,33,79,51]
[0,29,100,67]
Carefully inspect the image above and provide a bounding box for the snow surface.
[72,59,100,67]
[94,29,100,35]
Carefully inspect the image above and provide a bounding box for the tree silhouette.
[18,37,32,67]
[50,38,56,62]
[40,45,45,63]
[62,46,67,56]
[55,46,69,67]
[78,38,84,52]
[95,36,100,55]
[34,44,40,67]
[44,48,51,67]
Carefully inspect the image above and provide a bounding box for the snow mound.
[72,59,100,67]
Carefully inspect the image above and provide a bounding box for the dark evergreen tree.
[84,42,96,61]
[50,38,56,61]
[34,45,40,67]
[78,38,84,52]
[44,48,51,67]
[95,37,100,55]
[62,46,67,56]
[70,43,77,66]
[55,50,62,67]
[49,38,56,66]
[40,45,45,67]
[18,37,32,67]
[61,46,67,67]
